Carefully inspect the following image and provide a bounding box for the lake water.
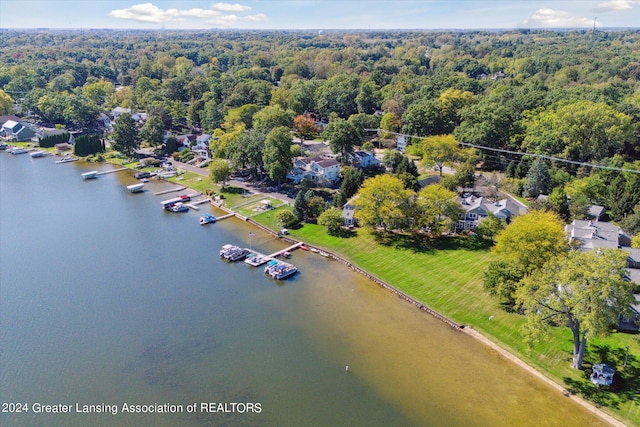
[0,153,606,426]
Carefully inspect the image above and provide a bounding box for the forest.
[1,28,639,230]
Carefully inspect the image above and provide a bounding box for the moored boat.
[126,183,144,193]
[245,252,269,266]
[223,246,250,261]
[9,147,28,155]
[82,171,98,179]
[264,260,298,280]
[55,155,78,163]
[170,202,189,212]
[30,150,46,158]
[199,213,216,225]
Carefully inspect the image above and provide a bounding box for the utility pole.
[590,17,597,48]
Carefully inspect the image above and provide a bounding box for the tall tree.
[414,184,463,234]
[353,174,414,230]
[263,126,293,184]
[0,88,14,115]
[140,115,165,147]
[111,113,139,156]
[209,158,232,189]
[493,210,567,275]
[421,134,459,177]
[524,157,550,198]
[517,249,633,369]
[322,118,359,162]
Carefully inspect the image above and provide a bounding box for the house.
[111,107,147,125]
[287,156,341,185]
[587,205,606,221]
[342,203,357,227]
[0,115,21,127]
[565,220,631,251]
[346,151,380,169]
[1,120,36,142]
[175,134,197,150]
[455,195,521,231]
[192,134,212,160]
[565,219,640,332]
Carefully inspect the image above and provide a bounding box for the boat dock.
[96,168,127,175]
[267,242,304,258]
[154,187,186,196]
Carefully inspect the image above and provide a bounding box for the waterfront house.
[1,120,36,142]
[565,219,640,332]
[287,156,341,185]
[455,195,520,231]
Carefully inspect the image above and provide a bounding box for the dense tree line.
[1,28,639,222]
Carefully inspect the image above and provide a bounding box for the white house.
[287,156,341,185]
[0,120,36,141]
[455,195,521,231]
[192,134,212,160]
[347,151,380,169]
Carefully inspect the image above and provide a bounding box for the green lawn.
[249,216,640,425]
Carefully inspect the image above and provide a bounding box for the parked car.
[134,171,151,179]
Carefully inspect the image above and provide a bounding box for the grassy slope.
[253,206,640,426]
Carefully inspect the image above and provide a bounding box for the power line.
[365,129,640,175]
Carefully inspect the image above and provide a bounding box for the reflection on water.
[0,154,605,427]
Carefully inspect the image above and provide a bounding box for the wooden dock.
[96,168,127,175]
[267,242,303,258]
[154,186,186,196]
[216,213,236,221]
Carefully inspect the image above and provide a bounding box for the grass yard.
[250,216,640,425]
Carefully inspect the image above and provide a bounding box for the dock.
[216,213,236,221]
[154,187,186,196]
[267,242,304,258]
[96,168,127,175]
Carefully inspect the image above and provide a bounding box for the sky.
[1,1,639,30]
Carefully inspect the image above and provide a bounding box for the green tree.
[140,115,165,147]
[401,100,444,137]
[475,212,505,242]
[339,166,364,200]
[318,207,345,235]
[356,80,382,114]
[263,126,293,184]
[322,118,359,162]
[277,210,298,229]
[414,184,463,234]
[517,249,634,369]
[421,134,459,177]
[252,105,295,133]
[209,158,231,189]
[0,88,14,115]
[382,149,404,173]
[353,174,415,230]
[294,190,308,221]
[379,111,401,139]
[521,100,633,163]
[483,261,526,308]
[524,157,550,198]
[493,210,567,275]
[111,113,139,156]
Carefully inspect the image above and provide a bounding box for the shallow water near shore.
[0,154,606,426]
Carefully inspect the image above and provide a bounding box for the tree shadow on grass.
[563,343,640,409]
[373,231,492,253]
[328,228,357,238]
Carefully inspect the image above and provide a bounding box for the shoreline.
[84,156,629,426]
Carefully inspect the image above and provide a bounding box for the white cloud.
[212,3,252,12]
[245,13,268,22]
[591,0,640,13]
[108,2,257,26]
[522,8,594,27]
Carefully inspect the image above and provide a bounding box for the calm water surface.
[0,153,605,426]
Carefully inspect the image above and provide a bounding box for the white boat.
[245,252,269,266]
[199,213,216,225]
[56,155,78,163]
[82,171,98,179]
[29,150,46,158]
[170,202,189,213]
[0,143,8,150]
[220,244,236,257]
[9,147,28,155]
[225,247,250,262]
[264,261,297,280]
[126,183,144,193]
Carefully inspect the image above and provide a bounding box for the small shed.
[590,363,615,386]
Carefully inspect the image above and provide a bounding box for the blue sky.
[1,1,639,29]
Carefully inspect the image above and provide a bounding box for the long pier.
[154,186,186,196]
[267,242,303,258]
[96,168,127,175]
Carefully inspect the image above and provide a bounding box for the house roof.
[2,120,20,130]
[313,158,340,168]
[566,220,629,250]
[0,115,20,126]
[588,205,606,219]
